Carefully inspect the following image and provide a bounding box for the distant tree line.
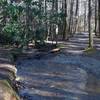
[0,0,99,48]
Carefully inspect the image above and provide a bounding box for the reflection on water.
[17,60,100,100]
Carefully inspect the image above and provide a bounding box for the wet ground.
[16,32,100,100]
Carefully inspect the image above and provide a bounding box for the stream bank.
[0,46,20,100]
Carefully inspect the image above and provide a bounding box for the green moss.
[84,47,96,54]
[57,44,65,48]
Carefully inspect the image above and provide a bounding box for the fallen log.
[50,48,60,53]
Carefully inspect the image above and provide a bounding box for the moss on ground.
[84,47,96,54]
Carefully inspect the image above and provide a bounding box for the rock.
[0,64,17,81]
[0,47,20,100]
[0,80,20,100]
[0,64,19,100]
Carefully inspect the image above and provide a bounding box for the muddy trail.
[16,32,100,100]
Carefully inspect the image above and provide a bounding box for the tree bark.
[95,0,97,35]
[98,0,100,36]
[62,0,68,40]
[73,0,79,33]
[88,0,93,48]
[84,1,87,32]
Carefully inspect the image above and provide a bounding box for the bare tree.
[73,0,79,33]
[94,0,97,35]
[84,1,87,32]
[98,0,100,36]
[68,0,74,36]
[88,0,93,48]
[62,0,68,40]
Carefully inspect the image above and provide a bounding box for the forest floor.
[16,32,100,100]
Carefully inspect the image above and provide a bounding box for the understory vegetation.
[0,0,100,49]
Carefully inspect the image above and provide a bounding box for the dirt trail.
[60,32,100,54]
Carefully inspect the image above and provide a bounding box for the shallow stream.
[16,53,100,100]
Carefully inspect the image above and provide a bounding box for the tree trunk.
[88,0,93,48]
[68,0,74,37]
[98,0,100,36]
[95,0,97,35]
[55,0,58,45]
[62,0,67,40]
[84,1,87,32]
[73,0,79,33]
